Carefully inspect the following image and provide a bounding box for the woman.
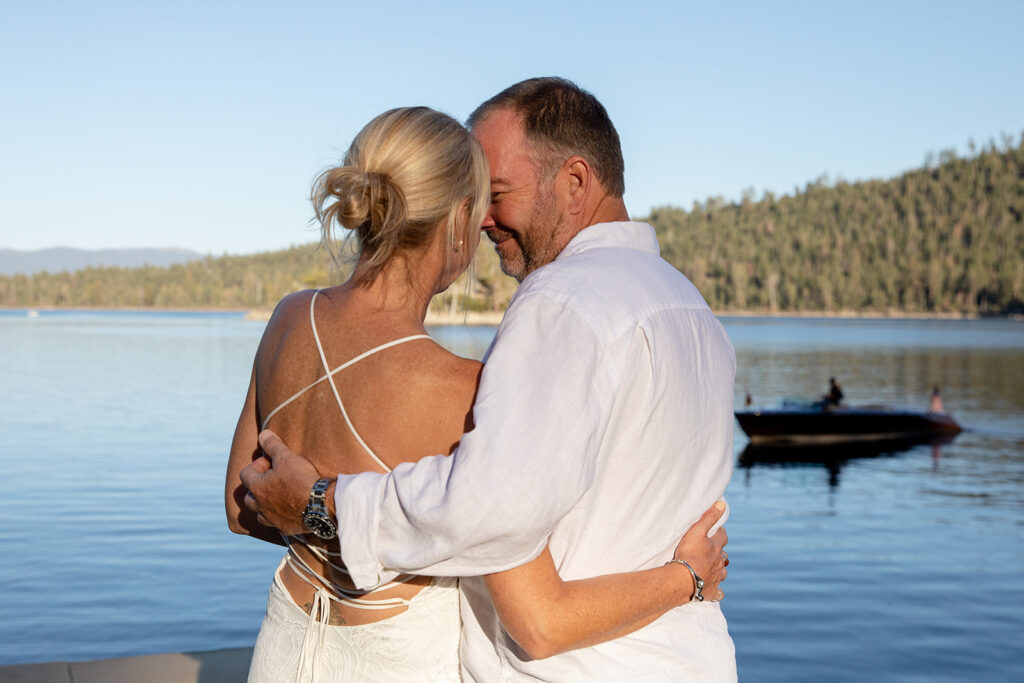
[226,107,728,682]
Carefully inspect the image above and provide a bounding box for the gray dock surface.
[0,648,252,683]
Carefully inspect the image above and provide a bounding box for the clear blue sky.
[2,0,1021,255]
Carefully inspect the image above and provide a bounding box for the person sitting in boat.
[824,377,844,407]
[929,385,945,413]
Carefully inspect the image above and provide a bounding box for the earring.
[452,238,463,253]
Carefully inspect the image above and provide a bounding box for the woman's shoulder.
[269,289,317,321]
[260,289,319,336]
[428,338,482,369]
[401,348,482,438]
[251,290,317,365]
[396,342,482,407]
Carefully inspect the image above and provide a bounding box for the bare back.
[250,286,481,623]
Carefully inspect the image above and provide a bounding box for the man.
[825,377,844,406]
[244,77,737,680]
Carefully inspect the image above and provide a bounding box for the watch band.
[309,477,331,505]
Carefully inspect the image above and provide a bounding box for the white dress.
[247,562,461,682]
[247,290,462,682]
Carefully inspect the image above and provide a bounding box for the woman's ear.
[454,197,472,237]
[446,197,476,252]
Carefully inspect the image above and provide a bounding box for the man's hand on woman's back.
[239,430,325,535]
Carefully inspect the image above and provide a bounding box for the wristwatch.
[302,477,338,539]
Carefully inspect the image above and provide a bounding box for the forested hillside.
[2,136,1021,316]
[0,238,516,313]
[649,135,1023,315]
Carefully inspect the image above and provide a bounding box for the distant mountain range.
[0,247,204,276]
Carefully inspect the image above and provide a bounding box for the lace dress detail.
[247,290,461,682]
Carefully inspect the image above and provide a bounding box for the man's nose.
[480,207,496,229]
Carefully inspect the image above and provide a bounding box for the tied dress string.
[260,290,432,682]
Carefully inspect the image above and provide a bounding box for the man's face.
[472,109,565,282]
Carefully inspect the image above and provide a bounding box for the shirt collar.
[556,221,660,261]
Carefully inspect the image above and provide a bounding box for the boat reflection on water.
[737,432,960,488]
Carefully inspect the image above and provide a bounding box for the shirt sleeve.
[335,291,618,589]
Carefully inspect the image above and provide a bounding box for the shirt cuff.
[334,470,397,590]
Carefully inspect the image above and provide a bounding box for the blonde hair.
[312,107,490,286]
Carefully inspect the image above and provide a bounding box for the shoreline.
[425,310,506,326]
[716,309,990,320]
[4,306,1015,322]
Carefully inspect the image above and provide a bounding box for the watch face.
[302,510,337,540]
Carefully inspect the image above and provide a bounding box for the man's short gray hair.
[468,77,625,197]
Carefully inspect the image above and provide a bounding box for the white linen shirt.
[335,221,737,681]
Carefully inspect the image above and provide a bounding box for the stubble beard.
[500,184,565,283]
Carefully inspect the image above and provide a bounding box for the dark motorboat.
[735,399,962,445]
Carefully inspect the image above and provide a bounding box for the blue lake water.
[0,310,1021,681]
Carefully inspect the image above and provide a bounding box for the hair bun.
[316,167,407,238]
[363,171,407,234]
